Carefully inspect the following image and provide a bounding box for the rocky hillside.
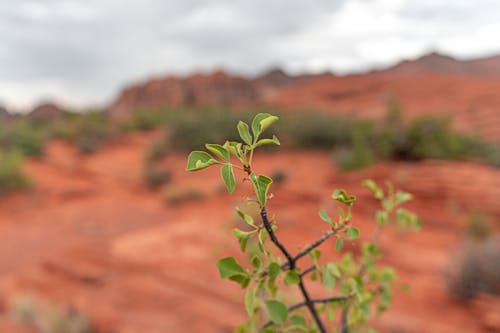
[107,52,500,141]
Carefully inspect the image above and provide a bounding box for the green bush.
[0,150,31,196]
[465,211,493,241]
[143,165,171,189]
[169,108,252,151]
[447,238,500,300]
[145,137,170,163]
[334,128,374,171]
[123,108,171,132]
[285,112,356,149]
[0,120,46,157]
[71,113,113,154]
[10,295,93,333]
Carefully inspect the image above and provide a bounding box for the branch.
[260,207,327,333]
[260,295,350,331]
[300,265,316,278]
[281,221,349,271]
[261,207,294,266]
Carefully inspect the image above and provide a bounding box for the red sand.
[0,135,498,332]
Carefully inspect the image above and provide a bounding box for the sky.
[1,0,500,110]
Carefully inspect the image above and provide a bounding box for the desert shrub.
[0,150,31,196]
[143,165,171,189]
[285,112,356,149]
[145,137,170,163]
[334,128,374,171]
[465,211,493,241]
[446,238,500,300]
[169,108,252,151]
[270,169,287,184]
[187,113,420,332]
[10,295,93,333]
[0,120,46,157]
[71,113,112,154]
[406,117,470,160]
[124,108,171,132]
[474,141,500,168]
[163,186,205,205]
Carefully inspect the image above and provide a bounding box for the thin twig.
[281,221,349,271]
[300,265,316,278]
[260,207,326,333]
[260,296,350,330]
[261,207,294,266]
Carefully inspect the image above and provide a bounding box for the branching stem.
[260,296,350,330]
[260,207,327,333]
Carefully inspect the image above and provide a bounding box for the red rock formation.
[106,52,500,141]
[29,102,64,119]
[108,71,260,118]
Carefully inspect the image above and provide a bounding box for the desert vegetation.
[187,113,420,332]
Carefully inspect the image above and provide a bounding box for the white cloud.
[1,0,500,109]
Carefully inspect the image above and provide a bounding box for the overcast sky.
[1,0,500,110]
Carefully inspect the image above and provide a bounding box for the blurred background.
[0,1,499,332]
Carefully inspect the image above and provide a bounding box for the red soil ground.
[0,134,498,332]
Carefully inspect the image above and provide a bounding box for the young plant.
[187,113,420,332]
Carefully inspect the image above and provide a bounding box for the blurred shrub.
[0,150,31,196]
[465,211,493,241]
[143,165,171,189]
[11,295,93,333]
[334,127,374,171]
[270,169,287,184]
[145,137,170,163]
[71,113,113,154]
[164,186,205,205]
[446,238,500,300]
[0,120,46,157]
[285,111,356,149]
[123,108,171,132]
[169,108,251,151]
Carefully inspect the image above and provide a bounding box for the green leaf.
[346,227,360,240]
[335,237,345,252]
[400,284,411,293]
[250,173,273,207]
[221,164,236,193]
[216,257,250,288]
[284,270,300,285]
[328,262,341,278]
[376,210,388,226]
[223,141,239,156]
[289,315,308,332]
[186,151,219,171]
[232,229,253,252]
[319,209,333,225]
[265,300,288,325]
[236,208,256,228]
[258,228,268,253]
[268,262,281,280]
[205,144,229,162]
[216,257,245,279]
[363,179,384,199]
[237,121,253,145]
[254,135,280,148]
[332,189,356,205]
[395,191,412,205]
[251,255,261,269]
[245,288,257,317]
[323,265,336,290]
[252,113,279,140]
